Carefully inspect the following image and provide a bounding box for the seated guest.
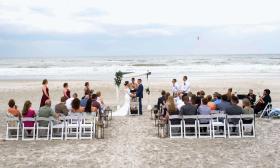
[180,94,197,116]
[180,94,197,131]
[206,95,216,110]
[191,94,198,108]
[22,100,36,134]
[254,89,272,114]
[84,96,93,113]
[225,96,243,125]
[91,94,101,113]
[71,98,84,113]
[157,90,166,110]
[217,94,232,111]
[7,99,21,118]
[38,100,58,126]
[213,92,222,105]
[195,91,202,106]
[247,89,256,107]
[80,91,90,107]
[242,98,254,124]
[96,91,105,109]
[161,92,171,117]
[242,98,254,114]
[175,92,184,109]
[163,96,179,124]
[55,96,69,116]
[66,93,78,110]
[198,98,211,131]
[200,90,205,98]
[198,98,211,117]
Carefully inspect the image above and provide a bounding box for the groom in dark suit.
[136,79,143,115]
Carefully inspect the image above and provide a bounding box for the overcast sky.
[0,0,280,57]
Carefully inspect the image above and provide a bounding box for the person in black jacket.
[136,79,144,115]
[157,90,166,110]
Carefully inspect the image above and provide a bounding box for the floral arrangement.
[145,87,150,95]
[114,71,123,88]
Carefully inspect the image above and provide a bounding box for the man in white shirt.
[181,76,190,93]
[171,79,180,97]
[66,93,78,110]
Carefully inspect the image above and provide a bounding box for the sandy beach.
[0,79,279,167]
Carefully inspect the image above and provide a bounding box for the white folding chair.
[211,114,226,138]
[21,117,36,141]
[5,116,20,141]
[241,114,255,138]
[36,117,50,140]
[197,115,212,138]
[50,116,65,140]
[168,115,183,138]
[259,103,272,118]
[79,113,96,140]
[65,115,80,140]
[227,115,241,138]
[182,115,197,138]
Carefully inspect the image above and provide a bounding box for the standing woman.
[84,82,93,95]
[40,79,50,107]
[63,83,71,99]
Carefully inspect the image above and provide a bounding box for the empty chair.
[182,115,197,138]
[65,115,80,140]
[259,103,272,118]
[79,113,96,140]
[21,117,36,141]
[241,114,255,137]
[36,117,50,140]
[50,116,65,140]
[197,115,212,138]
[5,116,20,140]
[211,114,226,138]
[227,115,242,138]
[168,115,183,138]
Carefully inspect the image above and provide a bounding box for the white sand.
[0,80,279,167]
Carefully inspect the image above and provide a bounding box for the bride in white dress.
[113,81,133,116]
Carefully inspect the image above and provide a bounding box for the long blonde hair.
[167,96,176,114]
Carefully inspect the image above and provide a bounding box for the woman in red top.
[40,79,50,107]
[63,82,71,99]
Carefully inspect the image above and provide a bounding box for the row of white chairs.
[6,113,96,141]
[168,114,255,139]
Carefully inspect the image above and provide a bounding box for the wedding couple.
[113,79,143,116]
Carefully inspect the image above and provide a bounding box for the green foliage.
[114,71,123,87]
[145,87,150,95]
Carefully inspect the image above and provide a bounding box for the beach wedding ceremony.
[1,0,280,168]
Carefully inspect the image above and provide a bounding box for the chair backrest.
[182,115,197,119]
[21,117,35,122]
[211,113,226,118]
[169,115,182,120]
[36,117,50,122]
[211,110,220,114]
[241,114,254,119]
[6,116,19,122]
[197,115,212,119]
[226,115,241,119]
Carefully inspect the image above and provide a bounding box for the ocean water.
[0,54,280,81]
